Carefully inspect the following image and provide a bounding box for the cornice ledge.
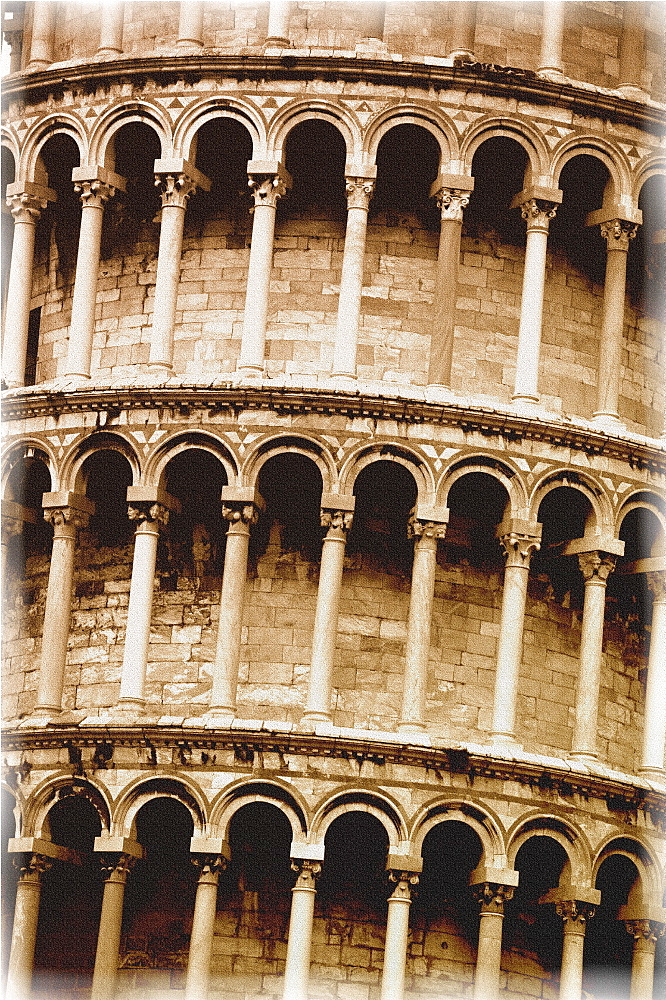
[2,53,664,134]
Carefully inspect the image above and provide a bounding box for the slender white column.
[2,7,24,74]
[6,853,51,1000]
[3,182,55,388]
[26,1,55,70]
[562,537,624,761]
[380,857,422,1000]
[96,2,124,56]
[537,1,565,76]
[618,2,645,92]
[35,492,94,716]
[177,0,204,48]
[118,489,177,710]
[641,570,666,778]
[209,489,262,717]
[510,188,561,405]
[65,167,125,378]
[237,161,292,377]
[621,913,666,1000]
[470,868,519,1000]
[185,841,230,1000]
[331,173,375,380]
[490,520,541,745]
[447,1,476,61]
[149,159,210,370]
[398,506,449,733]
[538,889,600,1000]
[91,839,143,1000]
[585,207,641,425]
[427,177,473,388]
[302,495,355,727]
[266,0,291,46]
[282,857,322,1000]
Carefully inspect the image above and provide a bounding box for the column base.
[95,47,123,57]
[32,704,62,718]
[235,365,264,380]
[330,372,357,384]
[146,362,173,376]
[299,712,333,733]
[489,732,523,752]
[202,709,235,728]
[264,36,290,47]
[62,370,92,381]
[591,411,623,430]
[116,697,146,713]
[512,392,540,406]
[176,39,205,50]
[397,720,427,734]
[638,765,666,783]
[569,750,599,765]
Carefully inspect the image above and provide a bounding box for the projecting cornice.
[3,53,665,135]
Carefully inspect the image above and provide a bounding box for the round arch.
[1,128,20,170]
[460,115,549,180]
[2,441,56,498]
[89,100,172,167]
[112,775,207,838]
[529,469,613,534]
[1,782,24,838]
[25,776,111,840]
[210,779,308,842]
[550,136,631,203]
[592,835,662,902]
[339,442,435,502]
[267,99,361,161]
[505,813,592,885]
[364,103,458,163]
[436,455,527,516]
[411,797,505,863]
[310,789,407,847]
[632,155,666,202]
[615,492,666,543]
[21,113,87,183]
[59,432,141,493]
[174,97,266,161]
[241,433,337,493]
[144,431,239,489]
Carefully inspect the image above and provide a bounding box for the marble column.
[585,208,641,426]
[282,854,323,1000]
[65,166,125,378]
[26,1,55,70]
[149,158,210,371]
[266,0,291,46]
[618,2,645,92]
[96,3,124,56]
[91,838,143,1000]
[209,489,263,718]
[331,172,376,379]
[621,912,666,1000]
[302,495,355,727]
[177,0,204,48]
[237,161,292,377]
[510,188,561,405]
[185,839,231,1000]
[470,868,519,1000]
[427,176,474,388]
[380,856,422,1000]
[562,537,624,761]
[399,506,449,732]
[118,489,178,711]
[641,568,666,778]
[6,853,52,1000]
[2,7,24,74]
[537,1,565,76]
[490,520,541,745]
[541,886,600,1000]
[448,1,476,61]
[3,181,55,388]
[35,492,94,716]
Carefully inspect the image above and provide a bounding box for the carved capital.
[155,172,198,209]
[127,502,170,527]
[74,178,117,209]
[472,882,515,913]
[500,531,541,569]
[600,218,639,251]
[578,550,617,583]
[44,506,90,533]
[99,852,139,880]
[249,173,290,208]
[345,176,375,210]
[222,501,261,527]
[290,858,322,888]
[646,570,666,603]
[12,852,53,879]
[408,511,448,541]
[625,918,665,944]
[191,853,229,878]
[388,869,419,901]
[556,899,597,926]
[520,198,558,229]
[321,508,354,533]
[435,187,471,222]
[7,191,48,224]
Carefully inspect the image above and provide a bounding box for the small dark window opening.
[24,306,40,385]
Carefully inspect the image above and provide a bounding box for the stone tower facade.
[1,3,665,999]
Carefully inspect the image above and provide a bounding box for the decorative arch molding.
[25,775,112,841]
[266,99,362,160]
[173,96,267,162]
[1,782,25,839]
[89,99,172,167]
[145,430,239,490]
[410,797,506,864]
[436,454,527,516]
[22,113,87,183]
[529,468,613,534]
[60,431,141,493]
[310,789,408,847]
[592,834,663,902]
[505,813,592,885]
[615,491,666,544]
[632,155,666,202]
[113,775,207,838]
[1,441,56,498]
[210,778,309,842]
[550,135,632,204]
[1,127,20,169]
[459,115,550,179]
[338,442,435,502]
[241,433,337,494]
[364,102,459,163]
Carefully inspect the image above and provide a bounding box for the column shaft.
[619,3,644,89]
[118,517,162,708]
[571,552,615,760]
[641,575,666,775]
[331,177,374,379]
[559,921,586,1000]
[400,535,438,731]
[6,863,44,1000]
[630,935,655,1000]
[595,232,632,421]
[282,862,320,1000]
[474,910,504,1000]
[266,0,291,45]
[97,3,124,56]
[538,1,565,75]
[185,868,220,1000]
[149,201,188,369]
[448,1,476,60]
[91,865,130,1000]
[379,876,415,1000]
[177,1,204,47]
[211,507,254,715]
[27,1,55,69]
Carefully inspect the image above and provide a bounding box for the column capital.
[497,518,542,568]
[541,885,600,928]
[320,492,355,533]
[577,550,618,583]
[586,204,642,242]
[11,852,53,879]
[511,187,561,231]
[430,174,475,221]
[408,504,449,541]
[470,866,519,912]
[42,491,94,531]
[344,175,376,210]
[154,157,211,208]
[94,835,143,876]
[72,164,126,208]
[290,857,322,888]
[624,918,666,944]
[9,836,81,868]
[126,486,179,526]
[386,852,422,897]
[6,180,56,222]
[246,160,292,207]
[189,836,231,874]
[646,568,666,602]
[221,486,264,526]
[599,218,640,251]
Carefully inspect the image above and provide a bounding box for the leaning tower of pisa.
[1,2,665,998]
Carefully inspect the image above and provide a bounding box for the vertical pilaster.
[210,489,263,718]
[380,856,422,1000]
[177,1,204,48]
[641,569,666,778]
[427,176,473,388]
[185,839,231,1000]
[448,1,477,61]
[237,161,292,378]
[331,172,376,380]
[398,506,449,732]
[302,495,355,727]
[96,3,124,56]
[118,489,177,711]
[490,520,541,745]
[470,868,519,1000]
[619,907,666,1000]
[282,855,323,1000]
[65,167,125,378]
[6,853,52,1000]
[149,159,210,371]
[91,838,143,1000]
[618,2,646,92]
[35,492,94,716]
[3,182,55,388]
[537,1,565,76]
[510,188,561,405]
[26,1,55,70]
[266,0,291,46]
